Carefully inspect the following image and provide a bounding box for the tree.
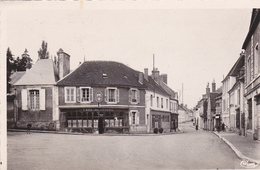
[7,48,14,93]
[38,40,49,59]
[16,49,32,71]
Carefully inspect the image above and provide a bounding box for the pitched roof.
[14,59,59,85]
[160,82,177,100]
[242,9,260,49]
[222,54,245,82]
[10,71,25,85]
[57,61,145,88]
[145,76,170,96]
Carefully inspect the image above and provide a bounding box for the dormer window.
[103,74,107,78]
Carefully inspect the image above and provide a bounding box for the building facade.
[243,9,260,140]
[13,49,69,130]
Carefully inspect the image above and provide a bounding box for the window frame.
[129,88,140,104]
[22,88,45,111]
[79,87,93,103]
[129,110,139,125]
[65,87,76,103]
[105,87,119,104]
[28,89,40,110]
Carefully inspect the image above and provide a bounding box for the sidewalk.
[214,131,260,164]
[7,128,183,136]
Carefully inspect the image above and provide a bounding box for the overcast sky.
[1,1,256,108]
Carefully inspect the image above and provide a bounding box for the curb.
[214,132,260,164]
[7,129,183,136]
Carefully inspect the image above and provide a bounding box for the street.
[7,122,247,170]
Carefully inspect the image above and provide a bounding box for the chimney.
[144,68,148,80]
[159,74,167,85]
[57,48,70,80]
[152,68,160,82]
[139,72,144,85]
[212,79,216,92]
[206,82,210,97]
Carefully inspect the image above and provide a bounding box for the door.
[98,117,104,134]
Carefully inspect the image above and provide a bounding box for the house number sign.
[95,91,103,102]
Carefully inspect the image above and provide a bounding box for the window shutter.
[136,112,140,125]
[137,90,140,103]
[90,88,93,102]
[77,88,81,102]
[129,112,132,125]
[116,89,119,103]
[129,89,132,103]
[40,89,46,110]
[21,89,28,110]
[105,89,108,102]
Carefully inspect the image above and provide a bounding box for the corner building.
[56,61,147,134]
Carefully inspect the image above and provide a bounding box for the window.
[129,88,140,104]
[132,112,136,124]
[157,97,159,108]
[79,87,93,102]
[65,87,76,103]
[21,88,45,110]
[29,90,39,110]
[161,98,163,108]
[166,99,168,109]
[105,88,119,103]
[129,111,139,125]
[170,102,173,112]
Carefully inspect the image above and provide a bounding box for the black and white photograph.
[1,1,260,169]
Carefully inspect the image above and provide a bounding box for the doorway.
[98,117,104,134]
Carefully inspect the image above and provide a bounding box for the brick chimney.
[152,68,160,82]
[159,74,167,85]
[144,68,148,80]
[206,82,210,97]
[139,72,144,84]
[212,79,216,92]
[57,48,70,79]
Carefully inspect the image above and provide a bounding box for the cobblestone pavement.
[7,122,253,170]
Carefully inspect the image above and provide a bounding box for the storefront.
[151,110,171,132]
[60,108,129,133]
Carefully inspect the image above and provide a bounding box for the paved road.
[7,122,249,169]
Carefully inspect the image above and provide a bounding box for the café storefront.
[59,108,129,134]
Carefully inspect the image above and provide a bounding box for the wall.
[15,85,55,130]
